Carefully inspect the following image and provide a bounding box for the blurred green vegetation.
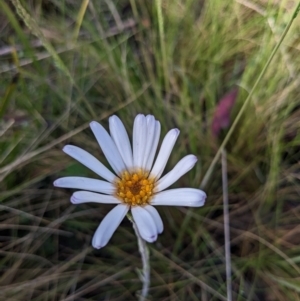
[1,0,300,300]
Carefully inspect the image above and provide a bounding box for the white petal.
[142,115,156,169]
[54,177,115,194]
[150,128,180,179]
[131,206,157,243]
[151,188,206,207]
[109,115,133,169]
[155,155,198,192]
[71,191,121,204]
[133,114,147,169]
[144,205,164,234]
[92,204,129,249]
[145,121,161,172]
[63,145,116,182]
[90,121,126,175]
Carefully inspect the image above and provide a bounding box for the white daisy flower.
[54,114,206,249]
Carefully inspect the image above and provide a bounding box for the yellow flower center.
[115,170,155,206]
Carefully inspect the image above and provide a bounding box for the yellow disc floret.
[115,170,155,206]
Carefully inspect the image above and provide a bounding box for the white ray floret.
[54,177,115,194]
[155,155,198,192]
[90,121,126,174]
[151,188,206,207]
[133,114,147,169]
[142,115,156,169]
[92,204,129,249]
[145,120,161,171]
[149,128,180,179]
[63,145,115,183]
[54,114,206,249]
[131,206,158,242]
[71,191,121,204]
[143,205,164,234]
[109,115,133,169]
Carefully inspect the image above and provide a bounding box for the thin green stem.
[222,149,232,301]
[155,0,169,92]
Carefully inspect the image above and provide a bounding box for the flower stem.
[222,149,232,301]
[127,214,150,301]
